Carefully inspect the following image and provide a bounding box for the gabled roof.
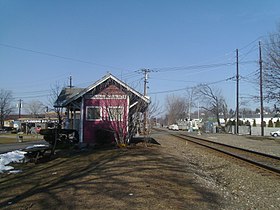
[54,87,84,107]
[55,74,150,107]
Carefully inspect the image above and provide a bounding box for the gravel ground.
[152,131,280,210]
[188,132,280,157]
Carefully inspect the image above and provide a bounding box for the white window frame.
[86,106,102,121]
[108,106,124,121]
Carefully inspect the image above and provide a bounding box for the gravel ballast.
[152,131,280,210]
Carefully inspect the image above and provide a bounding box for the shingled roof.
[54,87,84,107]
[54,74,150,107]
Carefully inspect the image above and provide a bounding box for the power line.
[151,62,235,72]
[149,60,255,73]
[150,77,197,83]
[13,94,51,99]
[149,76,234,95]
[150,87,190,95]
[0,43,125,70]
[239,45,258,62]
[15,89,51,94]
[239,36,263,51]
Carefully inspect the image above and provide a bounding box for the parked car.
[270,130,280,137]
[0,128,7,134]
[168,124,179,131]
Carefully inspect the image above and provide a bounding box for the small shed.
[55,74,150,146]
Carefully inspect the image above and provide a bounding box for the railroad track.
[154,129,280,176]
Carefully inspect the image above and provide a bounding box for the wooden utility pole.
[141,69,150,133]
[18,99,22,118]
[259,41,264,136]
[69,75,73,88]
[236,49,239,135]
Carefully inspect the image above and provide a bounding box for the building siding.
[82,85,128,144]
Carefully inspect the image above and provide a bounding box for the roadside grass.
[0,134,43,144]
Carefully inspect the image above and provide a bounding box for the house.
[55,74,150,146]
[3,114,59,132]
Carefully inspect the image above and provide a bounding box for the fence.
[226,125,277,136]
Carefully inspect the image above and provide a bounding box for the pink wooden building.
[55,74,149,146]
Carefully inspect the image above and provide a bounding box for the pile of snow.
[0,150,27,173]
[25,144,49,150]
[0,144,50,173]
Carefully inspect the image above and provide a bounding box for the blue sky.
[1,0,280,114]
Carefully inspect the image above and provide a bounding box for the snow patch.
[25,144,49,150]
[0,150,27,173]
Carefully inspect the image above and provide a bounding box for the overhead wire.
[0,43,125,70]
[150,62,235,72]
[13,94,51,99]
[149,76,235,95]
[150,77,197,84]
[2,34,272,104]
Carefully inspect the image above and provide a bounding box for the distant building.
[4,113,59,132]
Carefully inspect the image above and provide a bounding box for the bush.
[245,120,251,126]
[268,119,274,127]
[275,119,280,127]
[253,119,256,127]
[226,120,233,126]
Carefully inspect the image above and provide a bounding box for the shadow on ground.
[0,144,222,210]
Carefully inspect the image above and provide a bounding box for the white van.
[168,124,179,131]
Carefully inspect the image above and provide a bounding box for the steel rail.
[155,129,280,175]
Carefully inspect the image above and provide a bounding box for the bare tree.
[220,98,229,124]
[263,26,280,104]
[195,84,227,126]
[104,101,127,146]
[100,91,148,146]
[148,99,163,119]
[148,99,163,128]
[0,89,14,128]
[50,82,65,126]
[49,82,65,155]
[24,100,44,117]
[165,94,187,125]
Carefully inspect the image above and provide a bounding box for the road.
[0,140,49,154]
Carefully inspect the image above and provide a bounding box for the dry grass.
[0,134,43,144]
[0,143,222,210]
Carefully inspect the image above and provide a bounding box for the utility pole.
[143,69,149,96]
[18,99,22,119]
[236,49,239,135]
[69,75,73,88]
[197,102,200,120]
[141,69,150,133]
[259,41,264,136]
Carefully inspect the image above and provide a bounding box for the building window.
[108,107,124,121]
[86,106,101,121]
